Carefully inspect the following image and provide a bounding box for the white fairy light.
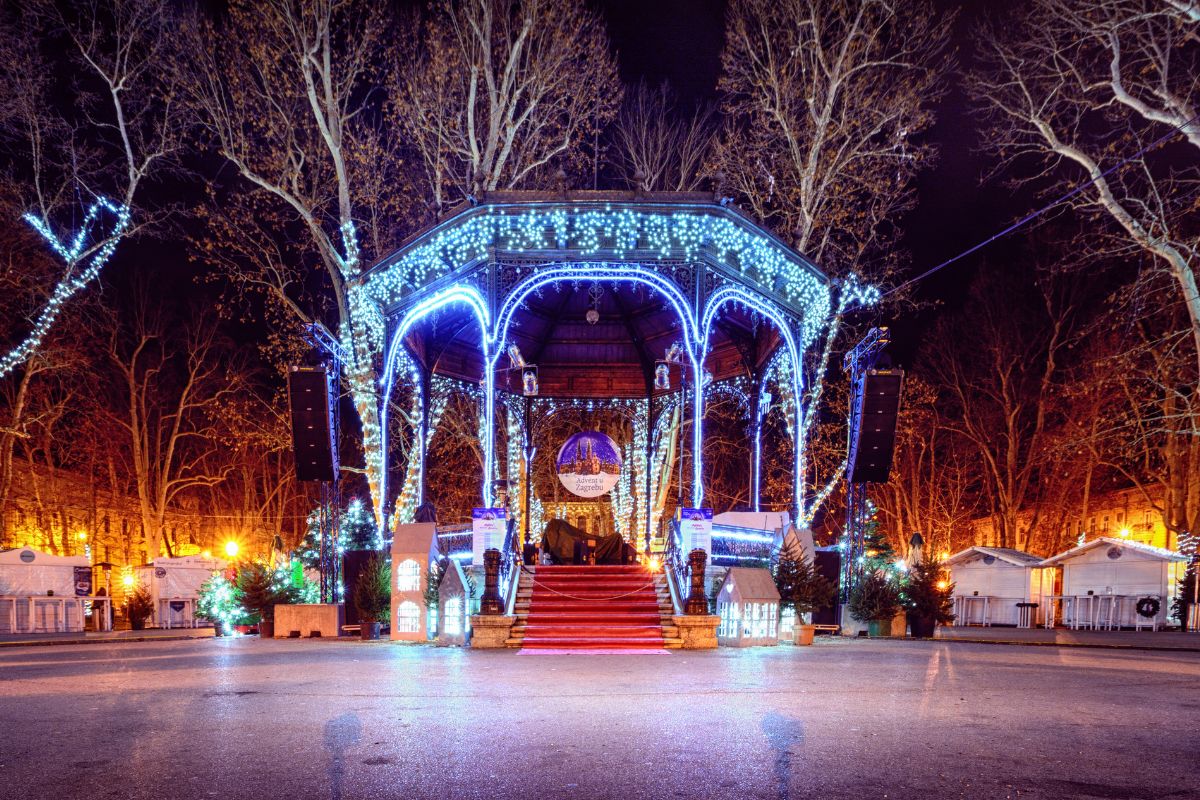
[2,198,130,378]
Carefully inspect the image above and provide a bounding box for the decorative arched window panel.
[444,597,463,636]
[396,601,420,633]
[396,559,420,592]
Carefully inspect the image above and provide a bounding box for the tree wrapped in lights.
[197,574,245,633]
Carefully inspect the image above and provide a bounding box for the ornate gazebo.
[360,192,863,552]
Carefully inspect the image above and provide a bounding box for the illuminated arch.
[379,285,491,520]
[700,286,804,515]
[490,263,704,506]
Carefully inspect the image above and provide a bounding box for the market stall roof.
[944,547,1044,568]
[1039,537,1188,567]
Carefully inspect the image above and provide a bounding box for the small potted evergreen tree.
[848,572,901,637]
[902,556,955,637]
[197,574,242,636]
[125,586,154,631]
[772,539,835,645]
[354,554,391,640]
[236,564,292,639]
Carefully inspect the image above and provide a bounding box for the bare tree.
[972,0,1200,544]
[714,0,952,279]
[105,301,239,559]
[972,0,1199,395]
[873,376,978,558]
[923,267,1080,552]
[393,0,623,212]
[186,0,623,528]
[607,81,717,193]
[0,0,184,376]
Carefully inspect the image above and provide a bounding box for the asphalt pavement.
[0,637,1196,800]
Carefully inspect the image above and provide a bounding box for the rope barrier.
[518,564,661,602]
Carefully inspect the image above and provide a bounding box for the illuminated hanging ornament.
[586,282,603,325]
[654,362,670,391]
[521,365,539,397]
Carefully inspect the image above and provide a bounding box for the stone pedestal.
[275,604,343,638]
[469,615,515,648]
[672,615,720,649]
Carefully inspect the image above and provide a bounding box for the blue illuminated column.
[748,369,766,513]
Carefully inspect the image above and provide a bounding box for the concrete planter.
[469,615,515,648]
[672,615,720,649]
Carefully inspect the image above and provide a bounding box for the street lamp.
[224,540,239,558]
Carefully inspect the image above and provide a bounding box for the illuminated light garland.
[360,204,882,532]
[801,459,847,529]
[491,264,703,507]
[379,285,492,511]
[362,203,831,342]
[712,528,774,544]
[2,198,130,378]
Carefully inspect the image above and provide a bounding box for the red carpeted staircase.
[509,565,679,651]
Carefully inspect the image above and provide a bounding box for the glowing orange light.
[936,580,948,591]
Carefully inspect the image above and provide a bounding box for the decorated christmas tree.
[772,537,835,616]
[299,497,381,569]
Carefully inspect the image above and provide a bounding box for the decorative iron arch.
[489,263,705,507]
[379,285,491,521]
[699,285,804,515]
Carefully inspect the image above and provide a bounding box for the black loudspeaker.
[288,366,338,482]
[342,550,374,627]
[847,369,903,484]
[812,549,842,627]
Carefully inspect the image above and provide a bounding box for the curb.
[928,636,1200,654]
[0,634,215,648]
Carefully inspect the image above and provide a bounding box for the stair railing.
[663,518,686,615]
[500,517,522,616]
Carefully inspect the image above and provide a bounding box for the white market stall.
[1039,538,1187,631]
[945,547,1050,628]
[135,556,226,629]
[0,548,108,634]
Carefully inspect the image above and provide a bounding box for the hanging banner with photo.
[471,507,507,563]
[680,508,713,556]
[73,566,93,597]
[556,431,622,498]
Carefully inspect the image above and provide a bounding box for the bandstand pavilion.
[360,192,856,555]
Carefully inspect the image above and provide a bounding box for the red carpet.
[520,565,668,650]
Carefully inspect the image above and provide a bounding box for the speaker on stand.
[288,364,341,604]
[841,329,903,605]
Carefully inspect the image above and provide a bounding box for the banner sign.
[471,507,507,563]
[73,566,92,597]
[556,431,622,498]
[680,508,713,557]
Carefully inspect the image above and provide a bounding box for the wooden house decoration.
[436,558,476,646]
[1039,537,1188,630]
[390,523,437,642]
[945,547,1049,627]
[715,567,780,647]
